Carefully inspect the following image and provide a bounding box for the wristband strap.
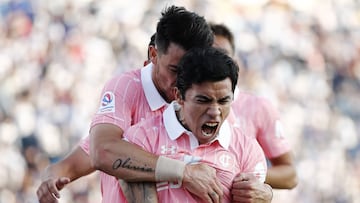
[155,156,186,183]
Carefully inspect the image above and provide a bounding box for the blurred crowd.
[0,0,359,202]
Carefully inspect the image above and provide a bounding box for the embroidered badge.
[217,151,235,168]
[98,91,115,113]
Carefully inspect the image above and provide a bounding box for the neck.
[175,109,189,130]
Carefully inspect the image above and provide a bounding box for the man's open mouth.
[201,122,219,137]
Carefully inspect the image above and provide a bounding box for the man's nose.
[207,105,221,117]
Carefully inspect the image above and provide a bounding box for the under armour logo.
[160,145,177,154]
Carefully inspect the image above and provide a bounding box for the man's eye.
[219,99,231,105]
[196,99,209,103]
[169,67,177,73]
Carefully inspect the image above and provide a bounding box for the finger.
[38,189,58,203]
[232,176,256,190]
[236,172,258,182]
[47,180,60,199]
[234,173,249,182]
[45,195,58,203]
[232,195,251,203]
[209,191,220,203]
[56,177,70,190]
[213,178,224,199]
[205,195,213,203]
[232,181,254,191]
[37,183,56,203]
[231,183,253,201]
[36,184,43,198]
[232,188,252,199]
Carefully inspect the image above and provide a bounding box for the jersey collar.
[141,63,168,111]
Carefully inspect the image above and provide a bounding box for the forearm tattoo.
[113,158,154,172]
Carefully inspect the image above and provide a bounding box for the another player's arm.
[266,152,298,189]
[37,146,95,203]
[257,98,298,189]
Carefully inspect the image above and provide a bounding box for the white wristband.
[155,156,186,183]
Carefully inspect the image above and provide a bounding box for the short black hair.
[155,6,214,54]
[147,33,156,60]
[149,33,156,47]
[209,23,235,54]
[176,47,239,99]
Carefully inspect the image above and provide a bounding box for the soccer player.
[123,46,268,202]
[210,23,298,190]
[37,6,219,203]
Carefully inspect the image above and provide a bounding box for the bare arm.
[37,146,95,203]
[118,180,158,203]
[266,152,298,189]
[90,123,157,181]
[90,123,224,202]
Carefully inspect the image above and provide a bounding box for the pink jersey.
[231,90,290,158]
[79,63,168,203]
[124,102,267,203]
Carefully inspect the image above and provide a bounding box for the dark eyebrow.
[195,95,232,101]
[195,95,210,100]
[219,95,233,101]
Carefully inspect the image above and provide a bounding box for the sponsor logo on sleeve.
[98,91,115,113]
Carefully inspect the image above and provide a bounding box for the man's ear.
[149,46,157,65]
[172,87,179,100]
[173,88,184,105]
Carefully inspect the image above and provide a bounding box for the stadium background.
[0,0,359,202]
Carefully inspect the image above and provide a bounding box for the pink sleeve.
[255,98,290,158]
[90,71,140,131]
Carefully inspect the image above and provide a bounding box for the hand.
[182,163,223,203]
[231,173,273,203]
[119,180,159,203]
[36,177,70,203]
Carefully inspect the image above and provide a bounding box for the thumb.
[235,172,257,182]
[56,177,70,190]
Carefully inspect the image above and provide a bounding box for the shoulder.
[106,68,141,85]
[236,91,267,105]
[102,69,143,98]
[236,92,278,113]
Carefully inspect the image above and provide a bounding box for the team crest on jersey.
[98,91,115,113]
[217,151,235,168]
